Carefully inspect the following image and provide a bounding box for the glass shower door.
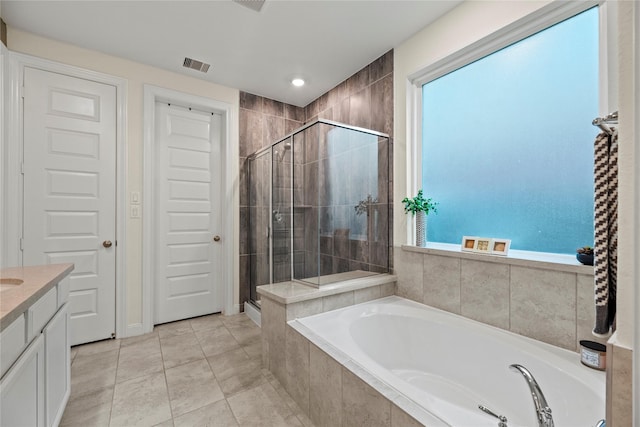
[248,149,271,306]
[272,138,293,283]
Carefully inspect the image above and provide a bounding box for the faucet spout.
[509,364,554,427]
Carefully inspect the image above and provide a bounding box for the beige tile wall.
[287,321,452,427]
[260,282,405,426]
[394,247,602,352]
[274,324,423,427]
[262,248,621,426]
[606,342,633,426]
[309,344,342,426]
[342,368,391,427]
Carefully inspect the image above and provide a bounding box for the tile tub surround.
[606,340,632,426]
[395,245,599,352]
[0,263,74,330]
[258,273,396,421]
[282,317,428,427]
[287,297,605,427]
[286,331,427,427]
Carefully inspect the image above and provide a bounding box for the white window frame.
[406,0,617,255]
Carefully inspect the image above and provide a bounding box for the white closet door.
[154,103,223,324]
[23,67,117,345]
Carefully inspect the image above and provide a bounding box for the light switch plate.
[130,191,140,204]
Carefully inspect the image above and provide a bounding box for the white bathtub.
[291,296,605,426]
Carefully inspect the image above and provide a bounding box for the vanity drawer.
[0,314,26,378]
[27,286,58,342]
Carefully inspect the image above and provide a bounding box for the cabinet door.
[0,334,45,427]
[44,304,69,427]
[0,313,27,377]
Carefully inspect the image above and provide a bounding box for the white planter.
[416,211,427,247]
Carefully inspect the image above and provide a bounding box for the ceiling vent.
[183,57,210,73]
[233,0,266,12]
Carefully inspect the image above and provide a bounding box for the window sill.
[401,243,594,275]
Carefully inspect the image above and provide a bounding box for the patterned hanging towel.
[593,129,618,337]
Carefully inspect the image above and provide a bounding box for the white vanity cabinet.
[0,334,45,427]
[44,303,70,427]
[0,290,70,427]
[0,265,73,427]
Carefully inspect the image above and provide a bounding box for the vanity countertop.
[0,263,74,331]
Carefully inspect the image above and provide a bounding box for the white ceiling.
[1,0,462,107]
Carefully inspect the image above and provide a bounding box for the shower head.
[276,142,292,161]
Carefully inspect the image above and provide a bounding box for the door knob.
[103,240,113,248]
[213,235,221,242]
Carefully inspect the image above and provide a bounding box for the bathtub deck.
[290,296,606,427]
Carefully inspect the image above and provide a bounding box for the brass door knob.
[213,235,221,242]
[103,240,113,248]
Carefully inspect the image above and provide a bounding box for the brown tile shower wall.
[239,93,305,306]
[298,125,391,279]
[239,50,395,306]
[304,49,394,137]
[301,49,395,280]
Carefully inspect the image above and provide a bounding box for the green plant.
[577,246,593,255]
[402,190,438,215]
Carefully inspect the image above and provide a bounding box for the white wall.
[615,0,638,351]
[393,0,633,348]
[7,27,240,329]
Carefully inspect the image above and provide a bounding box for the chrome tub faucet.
[509,364,554,427]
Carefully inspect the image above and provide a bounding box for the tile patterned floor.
[60,313,313,427]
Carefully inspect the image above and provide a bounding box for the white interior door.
[154,103,223,324]
[22,67,116,345]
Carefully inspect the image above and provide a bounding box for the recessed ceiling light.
[291,78,305,87]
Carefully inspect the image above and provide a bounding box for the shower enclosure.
[247,119,391,308]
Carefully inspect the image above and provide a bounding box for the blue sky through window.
[422,7,598,254]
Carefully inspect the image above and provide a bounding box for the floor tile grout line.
[66,313,303,427]
[166,317,239,425]
[106,342,121,427]
[199,322,244,427]
[160,341,176,426]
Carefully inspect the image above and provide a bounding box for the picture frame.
[461,236,477,252]
[491,238,511,256]
[475,238,492,253]
[461,236,511,256]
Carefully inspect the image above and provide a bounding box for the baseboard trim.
[123,322,146,338]
[244,302,261,327]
